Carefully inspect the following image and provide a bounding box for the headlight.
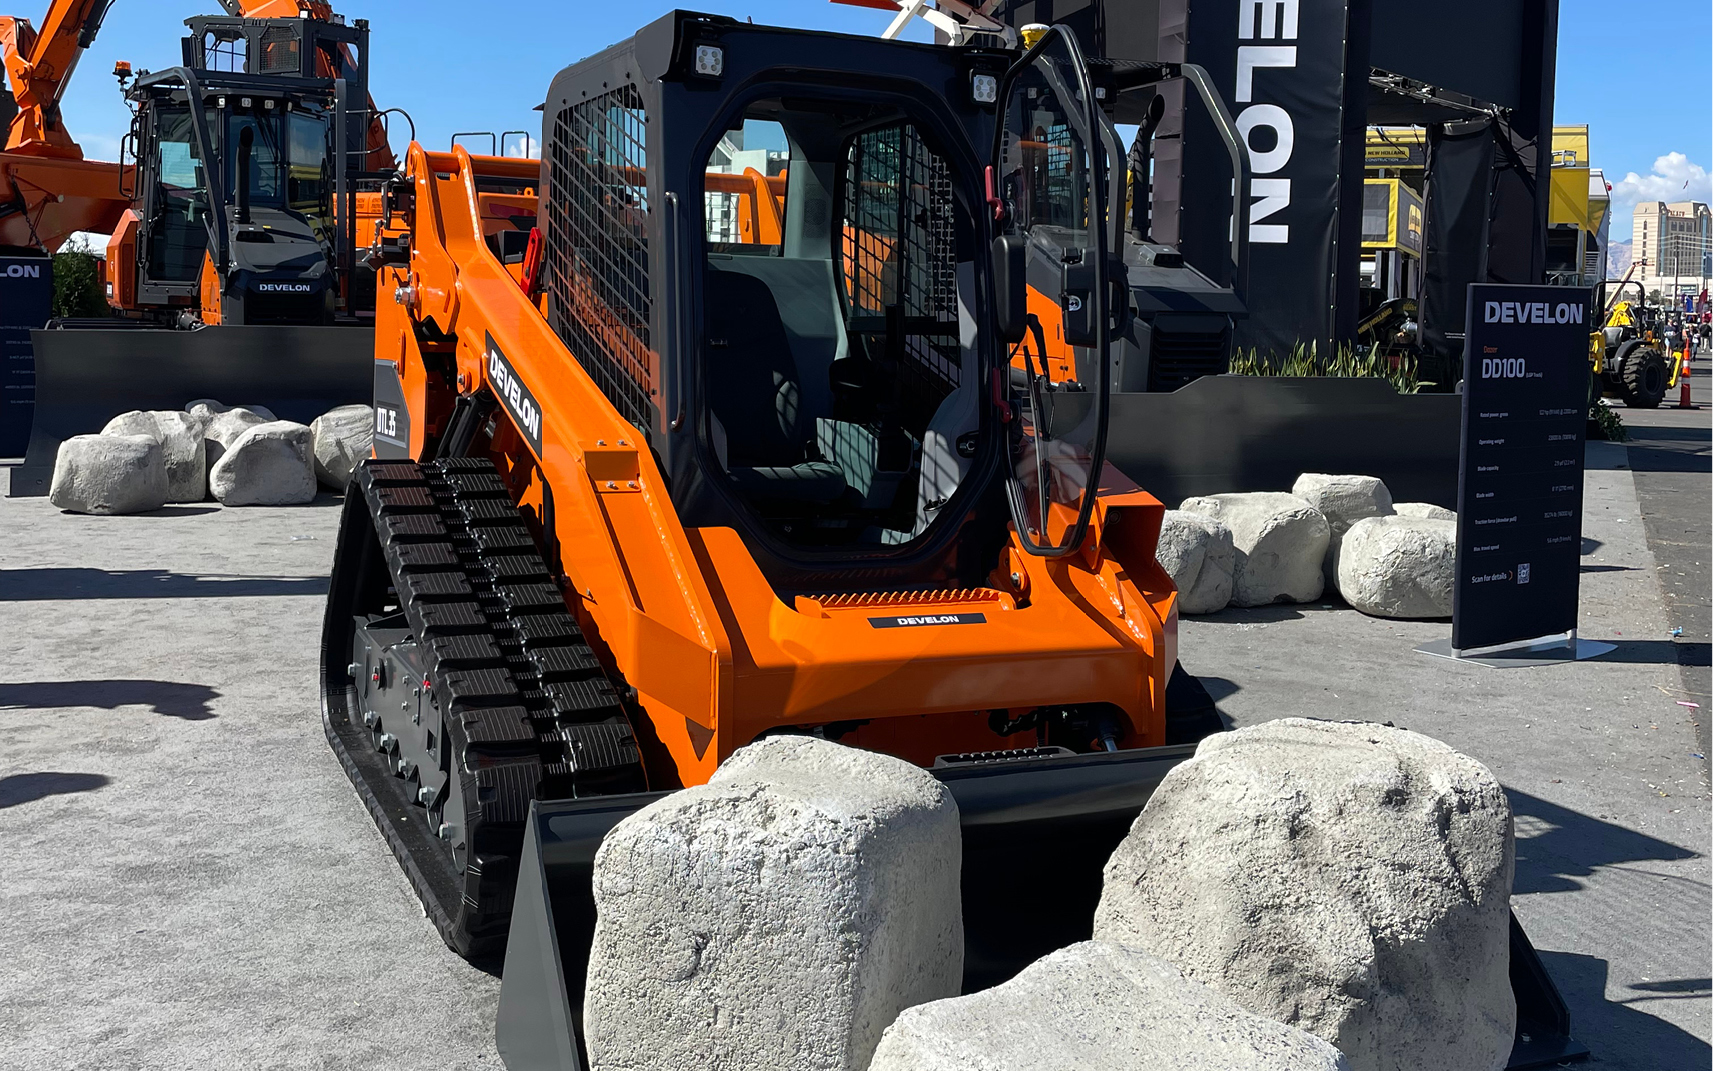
[971,73,998,105]
[693,44,724,78]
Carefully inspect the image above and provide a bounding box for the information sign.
[1452,284,1592,651]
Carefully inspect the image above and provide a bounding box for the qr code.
[1517,563,1531,584]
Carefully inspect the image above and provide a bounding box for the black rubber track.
[321,457,645,959]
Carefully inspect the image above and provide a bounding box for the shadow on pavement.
[1591,640,1713,667]
[0,680,220,720]
[1199,676,1241,703]
[0,567,328,600]
[1536,950,1711,1071]
[1508,789,1700,895]
[0,771,111,809]
[1193,604,1350,625]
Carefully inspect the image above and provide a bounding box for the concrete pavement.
[0,433,1706,1069]
[1615,359,1711,765]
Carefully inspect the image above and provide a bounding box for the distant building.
[1632,200,1711,299]
[1546,127,1610,286]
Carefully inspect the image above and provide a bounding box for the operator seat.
[704,267,847,504]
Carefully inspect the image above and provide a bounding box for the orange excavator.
[0,0,128,252]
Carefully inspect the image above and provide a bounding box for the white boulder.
[102,410,206,502]
[583,735,963,1071]
[1094,718,1516,1071]
[310,404,374,489]
[869,941,1349,1071]
[1394,501,1456,522]
[49,434,168,515]
[208,420,317,506]
[1290,474,1395,588]
[1336,516,1456,619]
[1155,510,1235,615]
[202,406,275,467]
[1177,493,1330,606]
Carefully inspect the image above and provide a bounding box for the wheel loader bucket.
[491,746,1586,1070]
[489,743,1582,1069]
[6,324,373,496]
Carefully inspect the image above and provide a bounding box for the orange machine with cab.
[321,13,1206,1060]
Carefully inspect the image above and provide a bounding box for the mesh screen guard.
[545,85,655,432]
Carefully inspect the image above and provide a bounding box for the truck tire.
[1618,346,1668,408]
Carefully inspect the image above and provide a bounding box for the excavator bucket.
[489,748,1588,1071]
[7,324,372,496]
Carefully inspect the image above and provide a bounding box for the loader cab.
[539,15,1120,590]
[694,98,987,550]
[112,14,370,326]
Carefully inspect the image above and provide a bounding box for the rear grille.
[545,84,654,433]
[811,588,1003,609]
[1148,324,1230,391]
[795,588,1014,617]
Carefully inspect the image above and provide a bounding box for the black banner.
[1,255,51,465]
[1172,0,1356,356]
[1452,283,1590,651]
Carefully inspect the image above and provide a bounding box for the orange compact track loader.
[320,13,1583,1069]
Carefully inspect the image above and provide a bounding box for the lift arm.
[0,0,111,157]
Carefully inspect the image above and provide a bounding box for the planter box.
[1105,375,1461,509]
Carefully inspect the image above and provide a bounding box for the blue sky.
[44,0,1712,242]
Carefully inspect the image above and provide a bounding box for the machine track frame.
[321,457,645,958]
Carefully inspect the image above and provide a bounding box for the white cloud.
[1608,153,1711,212]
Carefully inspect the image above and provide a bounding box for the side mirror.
[993,233,1027,344]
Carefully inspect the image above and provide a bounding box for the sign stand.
[1416,283,1615,671]
[1415,630,1615,670]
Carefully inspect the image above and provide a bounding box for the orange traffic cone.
[1675,350,1698,409]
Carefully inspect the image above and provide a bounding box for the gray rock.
[1290,474,1395,590]
[584,735,962,1071]
[102,410,206,502]
[870,941,1349,1071]
[1393,501,1456,522]
[202,407,275,468]
[207,420,317,506]
[1336,516,1455,619]
[1156,510,1235,615]
[310,404,374,489]
[1094,718,1516,1071]
[184,398,230,426]
[49,434,168,515]
[1178,493,1330,606]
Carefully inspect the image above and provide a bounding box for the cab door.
[992,25,1118,555]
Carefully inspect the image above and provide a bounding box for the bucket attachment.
[7,324,373,496]
[493,743,1586,1071]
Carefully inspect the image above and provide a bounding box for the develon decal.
[486,334,543,453]
[3,263,42,278]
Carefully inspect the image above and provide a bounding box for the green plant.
[51,245,110,320]
[1228,341,1421,395]
[1589,401,1627,442]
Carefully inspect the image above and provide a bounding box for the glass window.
[227,109,286,209]
[147,104,210,283]
[288,109,332,237]
[704,119,789,255]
